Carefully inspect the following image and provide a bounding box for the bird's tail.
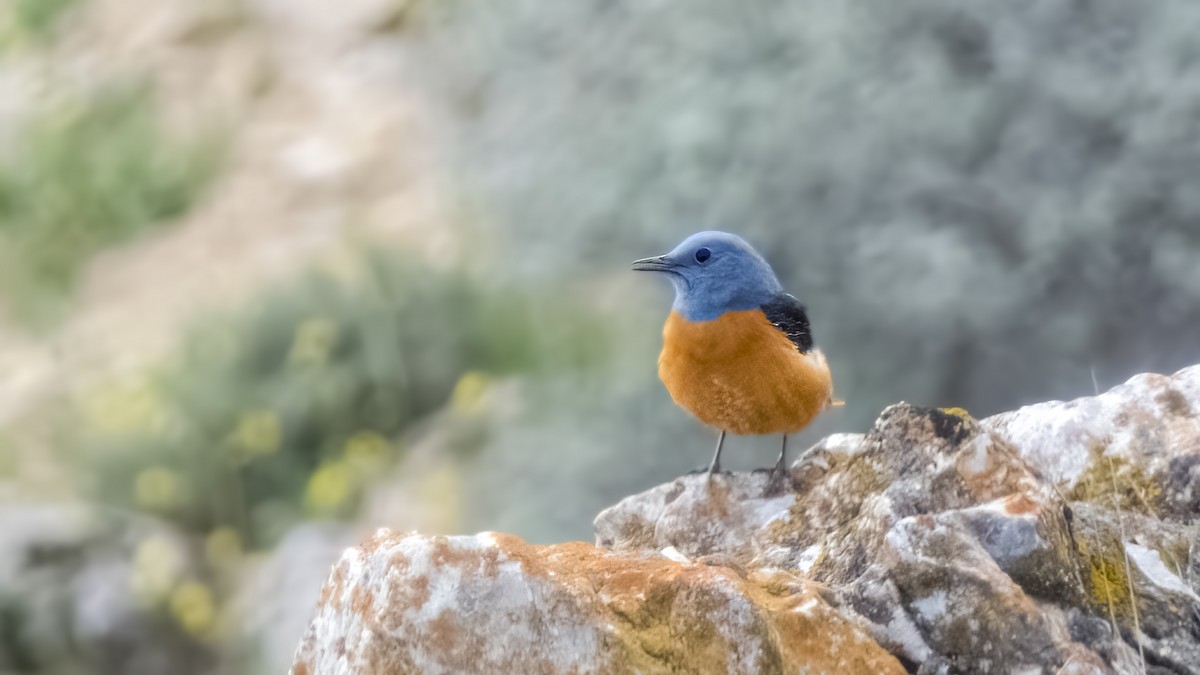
[809,348,845,409]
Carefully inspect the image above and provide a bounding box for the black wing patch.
[761,294,814,353]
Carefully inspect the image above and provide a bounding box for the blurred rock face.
[409,0,1200,424]
[0,506,213,675]
[293,364,1200,673]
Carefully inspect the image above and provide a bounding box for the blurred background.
[1,0,1199,672]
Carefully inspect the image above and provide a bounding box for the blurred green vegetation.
[0,83,223,324]
[3,0,80,42]
[68,253,612,552]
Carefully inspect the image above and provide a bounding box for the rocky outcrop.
[291,531,903,674]
[294,366,1200,674]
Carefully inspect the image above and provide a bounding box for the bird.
[632,231,840,488]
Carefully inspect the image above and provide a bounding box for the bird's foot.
[686,464,720,476]
[761,463,792,497]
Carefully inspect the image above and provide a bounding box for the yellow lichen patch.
[927,406,977,443]
[513,538,902,674]
[300,532,905,674]
[1086,555,1132,617]
[939,407,972,419]
[576,557,730,672]
[1068,444,1162,515]
[1074,526,1136,620]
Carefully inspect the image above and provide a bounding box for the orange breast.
[658,310,834,435]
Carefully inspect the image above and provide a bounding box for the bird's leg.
[773,434,788,476]
[765,434,789,494]
[706,430,727,477]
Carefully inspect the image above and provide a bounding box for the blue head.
[632,231,782,322]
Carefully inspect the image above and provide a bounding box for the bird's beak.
[631,255,679,272]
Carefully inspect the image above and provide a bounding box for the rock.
[594,469,798,565]
[595,370,1200,673]
[881,513,1106,674]
[597,404,1121,671]
[295,368,1200,673]
[0,503,214,675]
[982,365,1200,521]
[290,530,904,675]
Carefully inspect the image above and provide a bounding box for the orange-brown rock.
[290,530,904,675]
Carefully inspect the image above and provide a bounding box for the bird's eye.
[694,247,711,263]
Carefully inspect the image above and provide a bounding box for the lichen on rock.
[293,366,1200,674]
[290,530,904,674]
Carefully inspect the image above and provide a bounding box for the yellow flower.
[169,581,217,640]
[232,409,281,461]
[288,318,338,368]
[306,461,353,514]
[131,535,182,605]
[344,431,390,468]
[450,371,489,414]
[204,526,242,567]
[134,467,183,511]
